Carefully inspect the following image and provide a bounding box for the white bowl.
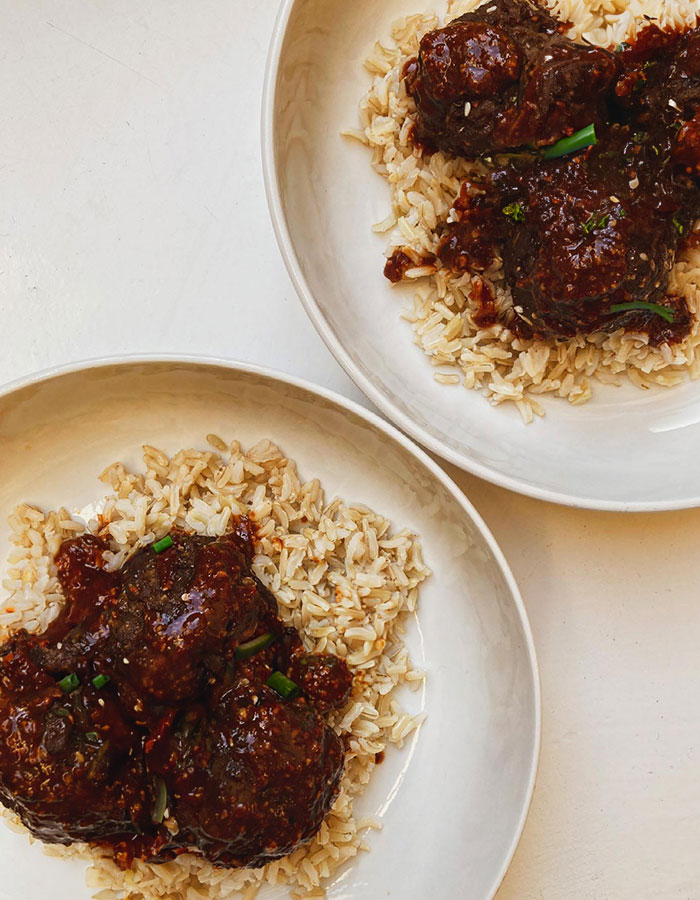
[263,0,700,511]
[0,356,539,900]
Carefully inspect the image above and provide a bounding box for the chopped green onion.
[54,707,71,717]
[266,671,300,700]
[671,120,683,134]
[92,674,110,689]
[582,212,611,235]
[235,632,275,661]
[610,301,675,323]
[153,535,173,554]
[502,202,525,222]
[615,41,630,52]
[152,778,168,825]
[543,123,596,160]
[85,731,99,742]
[58,673,80,694]
[673,217,685,235]
[633,131,648,143]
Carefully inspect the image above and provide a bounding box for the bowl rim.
[260,0,700,514]
[0,350,541,900]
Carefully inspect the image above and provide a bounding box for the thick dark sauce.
[0,525,352,869]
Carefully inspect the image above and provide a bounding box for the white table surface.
[2,2,699,898]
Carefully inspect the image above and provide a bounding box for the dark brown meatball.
[437,123,695,341]
[405,0,619,156]
[106,532,278,702]
[0,632,153,846]
[146,681,345,867]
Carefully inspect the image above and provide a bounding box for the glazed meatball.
[146,680,345,867]
[405,0,619,156]
[107,532,278,702]
[0,632,152,845]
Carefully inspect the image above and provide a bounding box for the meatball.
[106,532,278,702]
[0,632,153,846]
[437,122,696,341]
[405,0,619,156]
[147,680,345,867]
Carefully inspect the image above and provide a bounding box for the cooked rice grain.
[0,437,429,899]
[355,0,700,422]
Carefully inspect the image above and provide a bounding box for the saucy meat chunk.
[405,0,619,156]
[147,681,345,867]
[437,123,697,340]
[107,531,277,703]
[0,522,353,869]
[0,631,152,846]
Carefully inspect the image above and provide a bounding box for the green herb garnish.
[582,212,611,235]
[502,202,525,222]
[58,673,80,694]
[543,123,597,160]
[671,120,683,134]
[266,671,301,700]
[153,535,173,554]
[633,131,648,143]
[85,731,99,742]
[54,707,71,717]
[152,778,168,825]
[615,41,630,52]
[92,674,110,689]
[673,217,685,235]
[235,632,275,661]
[610,301,675,323]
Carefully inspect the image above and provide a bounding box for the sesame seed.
[668,98,680,110]
[609,196,620,203]
[123,657,130,664]
[463,101,471,118]
[629,176,639,189]
[640,252,649,261]
[98,698,105,707]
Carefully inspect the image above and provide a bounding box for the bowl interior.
[0,359,538,900]
[267,0,700,510]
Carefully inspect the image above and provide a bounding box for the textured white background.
[1,2,699,898]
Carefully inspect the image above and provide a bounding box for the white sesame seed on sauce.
[56,642,62,649]
[629,175,639,189]
[609,196,620,203]
[464,101,472,118]
[98,698,105,707]
[640,252,649,261]
[668,98,680,111]
[122,657,130,664]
